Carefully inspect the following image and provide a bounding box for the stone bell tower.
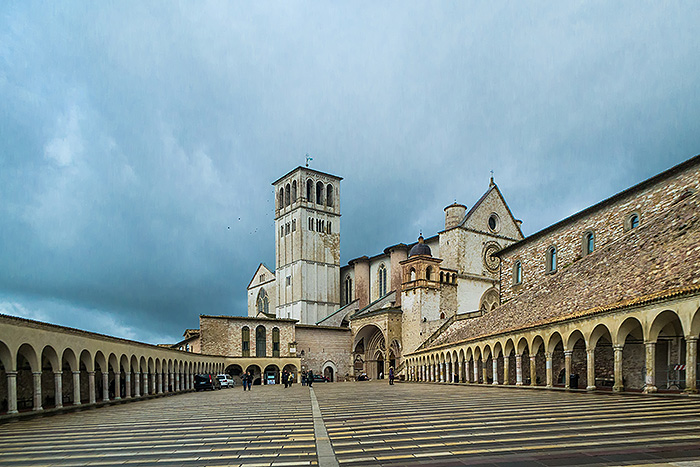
[272,166,342,324]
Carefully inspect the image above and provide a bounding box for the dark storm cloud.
[1,2,699,343]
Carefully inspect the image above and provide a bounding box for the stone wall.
[295,325,352,380]
[199,316,296,358]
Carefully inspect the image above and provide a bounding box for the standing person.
[389,367,395,385]
[301,371,307,386]
[307,369,314,388]
[242,371,248,391]
[282,370,288,388]
[288,372,294,386]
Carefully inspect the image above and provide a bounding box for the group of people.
[301,369,314,387]
[281,369,294,388]
[241,371,253,390]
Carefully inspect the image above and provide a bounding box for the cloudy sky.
[1,2,699,344]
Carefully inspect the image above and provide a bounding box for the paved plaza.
[1,382,700,466]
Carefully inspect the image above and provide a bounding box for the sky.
[1,2,699,345]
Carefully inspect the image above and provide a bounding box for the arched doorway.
[352,324,385,380]
[264,365,279,385]
[322,361,337,382]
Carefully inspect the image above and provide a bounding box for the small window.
[327,221,332,233]
[546,246,557,273]
[285,183,291,207]
[285,223,290,235]
[378,264,387,297]
[344,276,352,305]
[286,276,291,286]
[513,261,522,285]
[260,274,265,283]
[280,226,284,237]
[439,312,445,319]
[626,213,640,231]
[583,232,595,255]
[309,218,314,231]
[488,213,499,232]
[292,219,296,232]
[272,328,280,357]
[316,181,324,204]
[426,266,433,281]
[306,179,314,202]
[410,268,416,281]
[279,188,284,209]
[326,184,333,207]
[292,181,297,202]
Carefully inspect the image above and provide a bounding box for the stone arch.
[648,309,684,342]
[546,331,565,387]
[588,323,614,391]
[17,343,39,410]
[264,364,280,385]
[322,361,338,382]
[616,317,645,391]
[479,287,500,312]
[40,345,60,408]
[690,306,700,337]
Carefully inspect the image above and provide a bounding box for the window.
[306,179,313,202]
[410,268,416,281]
[344,276,352,305]
[583,232,595,255]
[546,246,557,273]
[257,289,269,315]
[292,219,296,232]
[286,275,291,286]
[272,328,280,357]
[316,181,324,204]
[280,226,284,237]
[308,217,313,231]
[320,220,325,232]
[242,327,250,357]
[256,325,266,357]
[513,261,522,285]
[279,188,284,209]
[260,274,265,283]
[326,184,333,207]
[285,223,290,235]
[285,183,291,207]
[488,213,500,232]
[378,264,387,297]
[439,312,445,319]
[426,266,433,281]
[327,221,331,233]
[626,213,640,230]
[291,181,297,202]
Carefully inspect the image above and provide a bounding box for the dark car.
[194,374,221,391]
[312,374,330,383]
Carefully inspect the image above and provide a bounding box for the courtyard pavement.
[1,381,700,466]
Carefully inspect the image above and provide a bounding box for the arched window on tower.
[307,179,313,202]
[344,276,352,305]
[285,183,291,207]
[279,188,284,209]
[316,181,324,204]
[256,325,266,357]
[378,264,387,297]
[410,268,416,281]
[257,289,269,315]
[426,266,433,281]
[242,326,250,357]
[326,184,333,207]
[291,180,297,202]
[272,327,280,357]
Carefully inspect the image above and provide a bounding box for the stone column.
[613,345,624,392]
[439,363,444,383]
[125,372,132,398]
[157,372,163,393]
[72,371,81,405]
[190,373,194,389]
[684,337,698,394]
[54,372,63,408]
[102,372,110,401]
[586,348,596,391]
[503,355,510,385]
[88,371,96,404]
[32,371,43,411]
[169,372,174,392]
[643,342,658,394]
[114,373,121,400]
[473,360,478,383]
[529,355,537,386]
[515,355,523,386]
[143,372,149,395]
[457,360,463,383]
[492,358,499,385]
[545,352,553,388]
[134,372,141,397]
[6,371,18,414]
[481,360,487,384]
[564,351,572,389]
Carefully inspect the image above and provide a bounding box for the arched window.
[513,261,522,285]
[326,184,333,207]
[316,181,324,204]
[546,246,557,273]
[410,268,416,281]
[583,232,595,255]
[306,179,313,202]
[327,221,332,233]
[292,219,296,232]
[309,217,314,231]
[630,214,639,229]
[426,266,433,281]
[257,289,269,315]
[256,325,266,357]
[272,328,280,357]
[242,327,250,357]
[439,312,445,319]
[344,276,352,305]
[279,188,284,209]
[378,264,387,297]
[291,180,297,202]
[440,271,444,283]
[285,183,291,207]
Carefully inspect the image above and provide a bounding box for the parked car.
[312,374,330,383]
[194,374,221,391]
[357,374,370,381]
[216,374,234,388]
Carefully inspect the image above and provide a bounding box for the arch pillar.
[124,372,131,398]
[169,372,174,392]
[143,372,149,395]
[54,371,63,408]
[32,371,42,411]
[613,345,624,392]
[102,372,109,401]
[586,348,596,391]
[515,355,523,386]
[529,355,536,386]
[492,358,498,385]
[473,360,478,383]
[457,359,462,383]
[176,372,181,391]
[564,350,572,389]
[114,372,121,400]
[685,337,698,394]
[643,342,657,394]
[134,372,141,397]
[72,371,81,404]
[151,373,156,394]
[6,371,18,414]
[481,360,487,383]
[503,355,510,385]
[88,371,96,404]
[157,372,163,393]
[190,372,194,390]
[545,352,553,388]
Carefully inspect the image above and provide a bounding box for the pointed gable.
[462,183,524,240]
[247,263,275,290]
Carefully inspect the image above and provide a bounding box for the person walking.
[282,370,288,388]
[389,367,395,385]
[301,371,307,386]
[307,369,313,388]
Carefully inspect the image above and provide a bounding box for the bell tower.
[272,167,342,324]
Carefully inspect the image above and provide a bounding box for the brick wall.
[295,325,352,380]
[199,316,296,357]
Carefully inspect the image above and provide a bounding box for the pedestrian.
[301,370,307,386]
[282,370,288,388]
[288,372,294,386]
[389,367,394,385]
[307,369,313,388]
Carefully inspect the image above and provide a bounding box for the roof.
[415,191,700,352]
[200,314,298,324]
[272,166,343,185]
[246,263,275,290]
[457,182,524,239]
[351,291,398,319]
[497,154,700,257]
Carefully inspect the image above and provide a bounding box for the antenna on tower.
[490,170,495,186]
[305,154,313,167]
